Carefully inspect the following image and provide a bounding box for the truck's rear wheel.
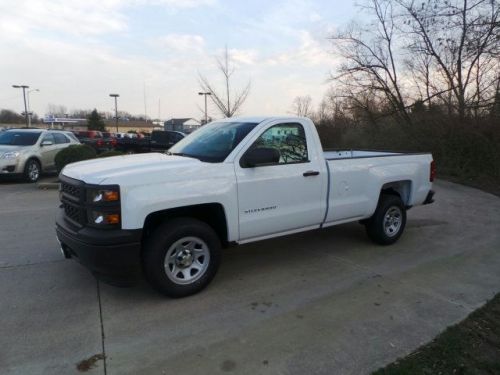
[365,194,406,245]
[142,218,221,297]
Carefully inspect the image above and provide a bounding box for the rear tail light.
[97,139,103,147]
[430,160,436,182]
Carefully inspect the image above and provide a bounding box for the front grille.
[61,181,82,200]
[59,176,86,226]
[63,201,84,224]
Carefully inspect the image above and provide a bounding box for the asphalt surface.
[1,179,499,375]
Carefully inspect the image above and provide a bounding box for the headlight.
[87,188,120,203]
[1,151,20,159]
[89,211,121,225]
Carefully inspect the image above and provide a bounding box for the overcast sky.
[0,0,357,120]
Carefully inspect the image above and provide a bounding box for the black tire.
[365,194,406,245]
[23,158,41,183]
[142,217,221,298]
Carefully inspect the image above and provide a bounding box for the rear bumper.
[423,190,435,205]
[56,208,142,286]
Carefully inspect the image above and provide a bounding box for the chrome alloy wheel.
[28,161,40,182]
[164,237,210,285]
[383,206,402,237]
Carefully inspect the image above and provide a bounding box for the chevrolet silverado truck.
[56,117,435,297]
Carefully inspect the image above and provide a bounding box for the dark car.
[72,131,110,153]
[102,132,118,150]
[115,130,185,154]
[149,130,185,152]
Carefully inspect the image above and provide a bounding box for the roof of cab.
[218,116,308,123]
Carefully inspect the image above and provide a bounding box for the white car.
[56,117,435,297]
[0,129,80,182]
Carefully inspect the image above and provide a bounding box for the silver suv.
[0,129,80,182]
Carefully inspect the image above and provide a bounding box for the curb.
[37,182,59,190]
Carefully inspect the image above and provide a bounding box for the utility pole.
[198,92,211,124]
[12,85,29,127]
[109,94,119,132]
[143,81,148,123]
[27,88,39,128]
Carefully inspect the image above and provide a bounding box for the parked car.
[102,132,118,150]
[115,130,185,154]
[0,129,80,182]
[56,116,435,297]
[72,130,109,153]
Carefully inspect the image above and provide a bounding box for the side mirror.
[41,140,54,146]
[241,147,280,168]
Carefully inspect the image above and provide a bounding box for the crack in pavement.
[97,280,108,375]
[0,259,65,270]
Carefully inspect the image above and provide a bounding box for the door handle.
[303,170,320,177]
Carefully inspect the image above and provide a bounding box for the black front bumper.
[56,208,143,286]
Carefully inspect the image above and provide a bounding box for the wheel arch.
[25,155,42,168]
[380,180,412,206]
[142,203,229,247]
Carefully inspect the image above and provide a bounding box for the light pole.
[109,94,119,132]
[12,85,30,127]
[198,92,211,124]
[27,88,39,128]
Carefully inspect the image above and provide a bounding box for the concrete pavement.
[0,180,499,374]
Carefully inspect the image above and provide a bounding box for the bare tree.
[46,103,68,117]
[397,0,499,120]
[199,46,251,118]
[330,0,413,125]
[291,95,313,117]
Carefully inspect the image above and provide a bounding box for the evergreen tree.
[87,109,105,131]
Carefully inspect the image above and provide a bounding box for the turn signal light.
[90,189,120,203]
[102,190,119,202]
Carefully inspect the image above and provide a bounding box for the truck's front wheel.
[365,194,406,245]
[142,218,221,297]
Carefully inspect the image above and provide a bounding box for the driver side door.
[235,122,325,240]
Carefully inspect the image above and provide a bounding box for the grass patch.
[373,294,500,375]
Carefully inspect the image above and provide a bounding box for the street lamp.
[198,92,211,125]
[12,85,30,127]
[27,88,39,128]
[109,94,119,132]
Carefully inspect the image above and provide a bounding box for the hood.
[0,145,25,154]
[61,153,202,184]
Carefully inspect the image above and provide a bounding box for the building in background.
[41,115,87,129]
[164,118,201,133]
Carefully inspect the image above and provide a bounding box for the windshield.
[0,131,41,146]
[168,121,258,162]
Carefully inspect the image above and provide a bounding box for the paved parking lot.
[1,180,499,375]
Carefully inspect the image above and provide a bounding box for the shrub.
[55,144,96,173]
[98,150,125,158]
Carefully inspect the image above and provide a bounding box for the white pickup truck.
[56,117,435,297]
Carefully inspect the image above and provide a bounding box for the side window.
[54,133,70,144]
[42,133,55,144]
[249,123,308,165]
[66,132,79,142]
